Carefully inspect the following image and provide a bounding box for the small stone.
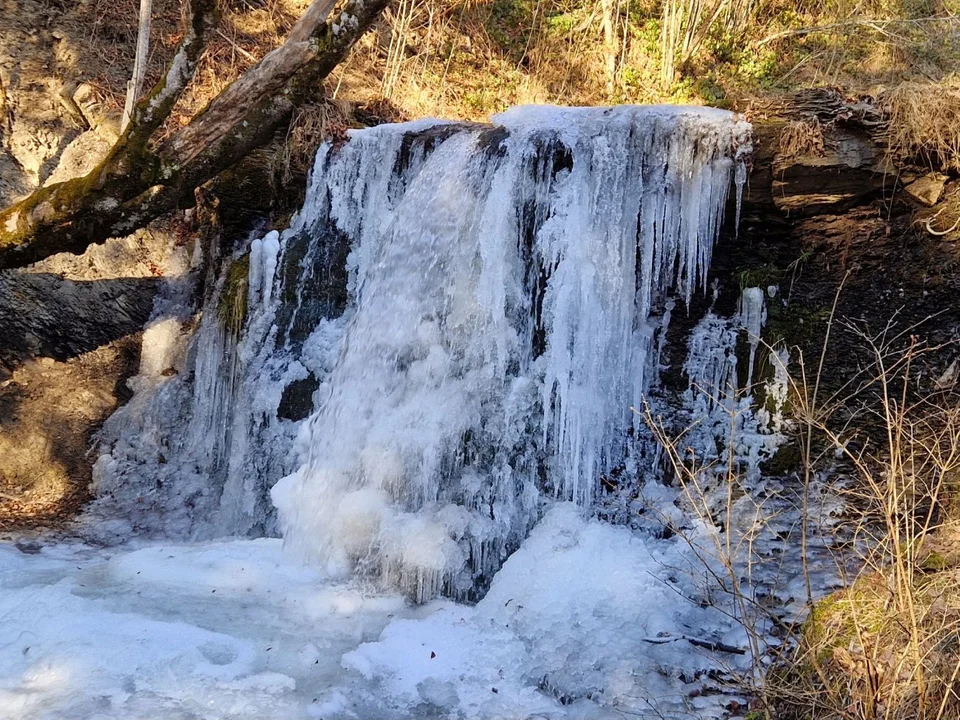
[935,359,958,389]
[904,173,948,207]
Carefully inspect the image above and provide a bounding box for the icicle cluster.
[267,105,752,599]
[680,285,787,489]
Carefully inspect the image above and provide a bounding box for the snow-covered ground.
[0,504,751,720]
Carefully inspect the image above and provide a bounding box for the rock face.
[701,93,959,430]
[0,230,174,528]
[771,130,883,215]
[0,260,161,377]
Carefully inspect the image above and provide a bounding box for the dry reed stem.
[645,281,960,720]
[779,116,826,159]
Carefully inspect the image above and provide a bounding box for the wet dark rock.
[278,374,320,422]
[0,270,158,373]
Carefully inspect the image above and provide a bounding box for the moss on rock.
[218,254,250,335]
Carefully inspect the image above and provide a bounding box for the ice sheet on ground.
[0,506,746,719]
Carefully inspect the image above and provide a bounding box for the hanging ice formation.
[260,106,751,599]
[679,285,788,491]
[92,105,752,598]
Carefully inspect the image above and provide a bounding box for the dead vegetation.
[10,0,960,184]
[760,302,960,720]
[278,98,352,185]
[318,0,960,122]
[646,285,960,719]
[0,0,393,269]
[0,339,142,531]
[774,371,960,720]
[53,0,313,132]
[884,77,960,172]
[779,116,826,159]
[779,323,960,720]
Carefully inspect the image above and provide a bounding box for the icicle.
[760,346,791,434]
[247,237,263,310]
[680,287,784,488]
[261,230,281,307]
[734,159,747,236]
[739,286,767,390]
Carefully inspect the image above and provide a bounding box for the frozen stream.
[0,505,769,720]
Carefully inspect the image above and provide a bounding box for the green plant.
[545,11,577,35]
[737,265,782,291]
[736,46,779,84]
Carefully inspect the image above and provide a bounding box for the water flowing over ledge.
[266,105,752,598]
[90,105,751,602]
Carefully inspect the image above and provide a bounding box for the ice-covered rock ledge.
[49,104,757,719]
[91,104,752,606]
[271,104,752,599]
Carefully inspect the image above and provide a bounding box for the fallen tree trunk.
[0,0,389,270]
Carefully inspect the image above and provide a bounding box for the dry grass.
[164,0,312,134]
[774,397,960,720]
[779,116,826,159]
[775,565,960,720]
[49,0,960,149]
[72,0,185,113]
[771,315,960,720]
[645,286,960,720]
[884,77,960,172]
[277,99,352,185]
[63,0,310,132]
[334,0,960,122]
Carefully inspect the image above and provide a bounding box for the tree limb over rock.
[0,0,389,270]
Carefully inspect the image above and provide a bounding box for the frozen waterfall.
[91,105,751,600]
[265,105,752,599]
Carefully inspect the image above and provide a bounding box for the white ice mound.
[343,503,750,718]
[272,105,752,600]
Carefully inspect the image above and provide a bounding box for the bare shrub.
[644,286,960,719]
[772,320,960,720]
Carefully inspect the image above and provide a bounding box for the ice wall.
[90,246,296,540]
[270,106,752,599]
[679,286,787,491]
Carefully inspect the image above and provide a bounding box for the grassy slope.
[331,0,960,121]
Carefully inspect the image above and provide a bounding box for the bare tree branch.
[0,0,390,270]
[122,0,155,132]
